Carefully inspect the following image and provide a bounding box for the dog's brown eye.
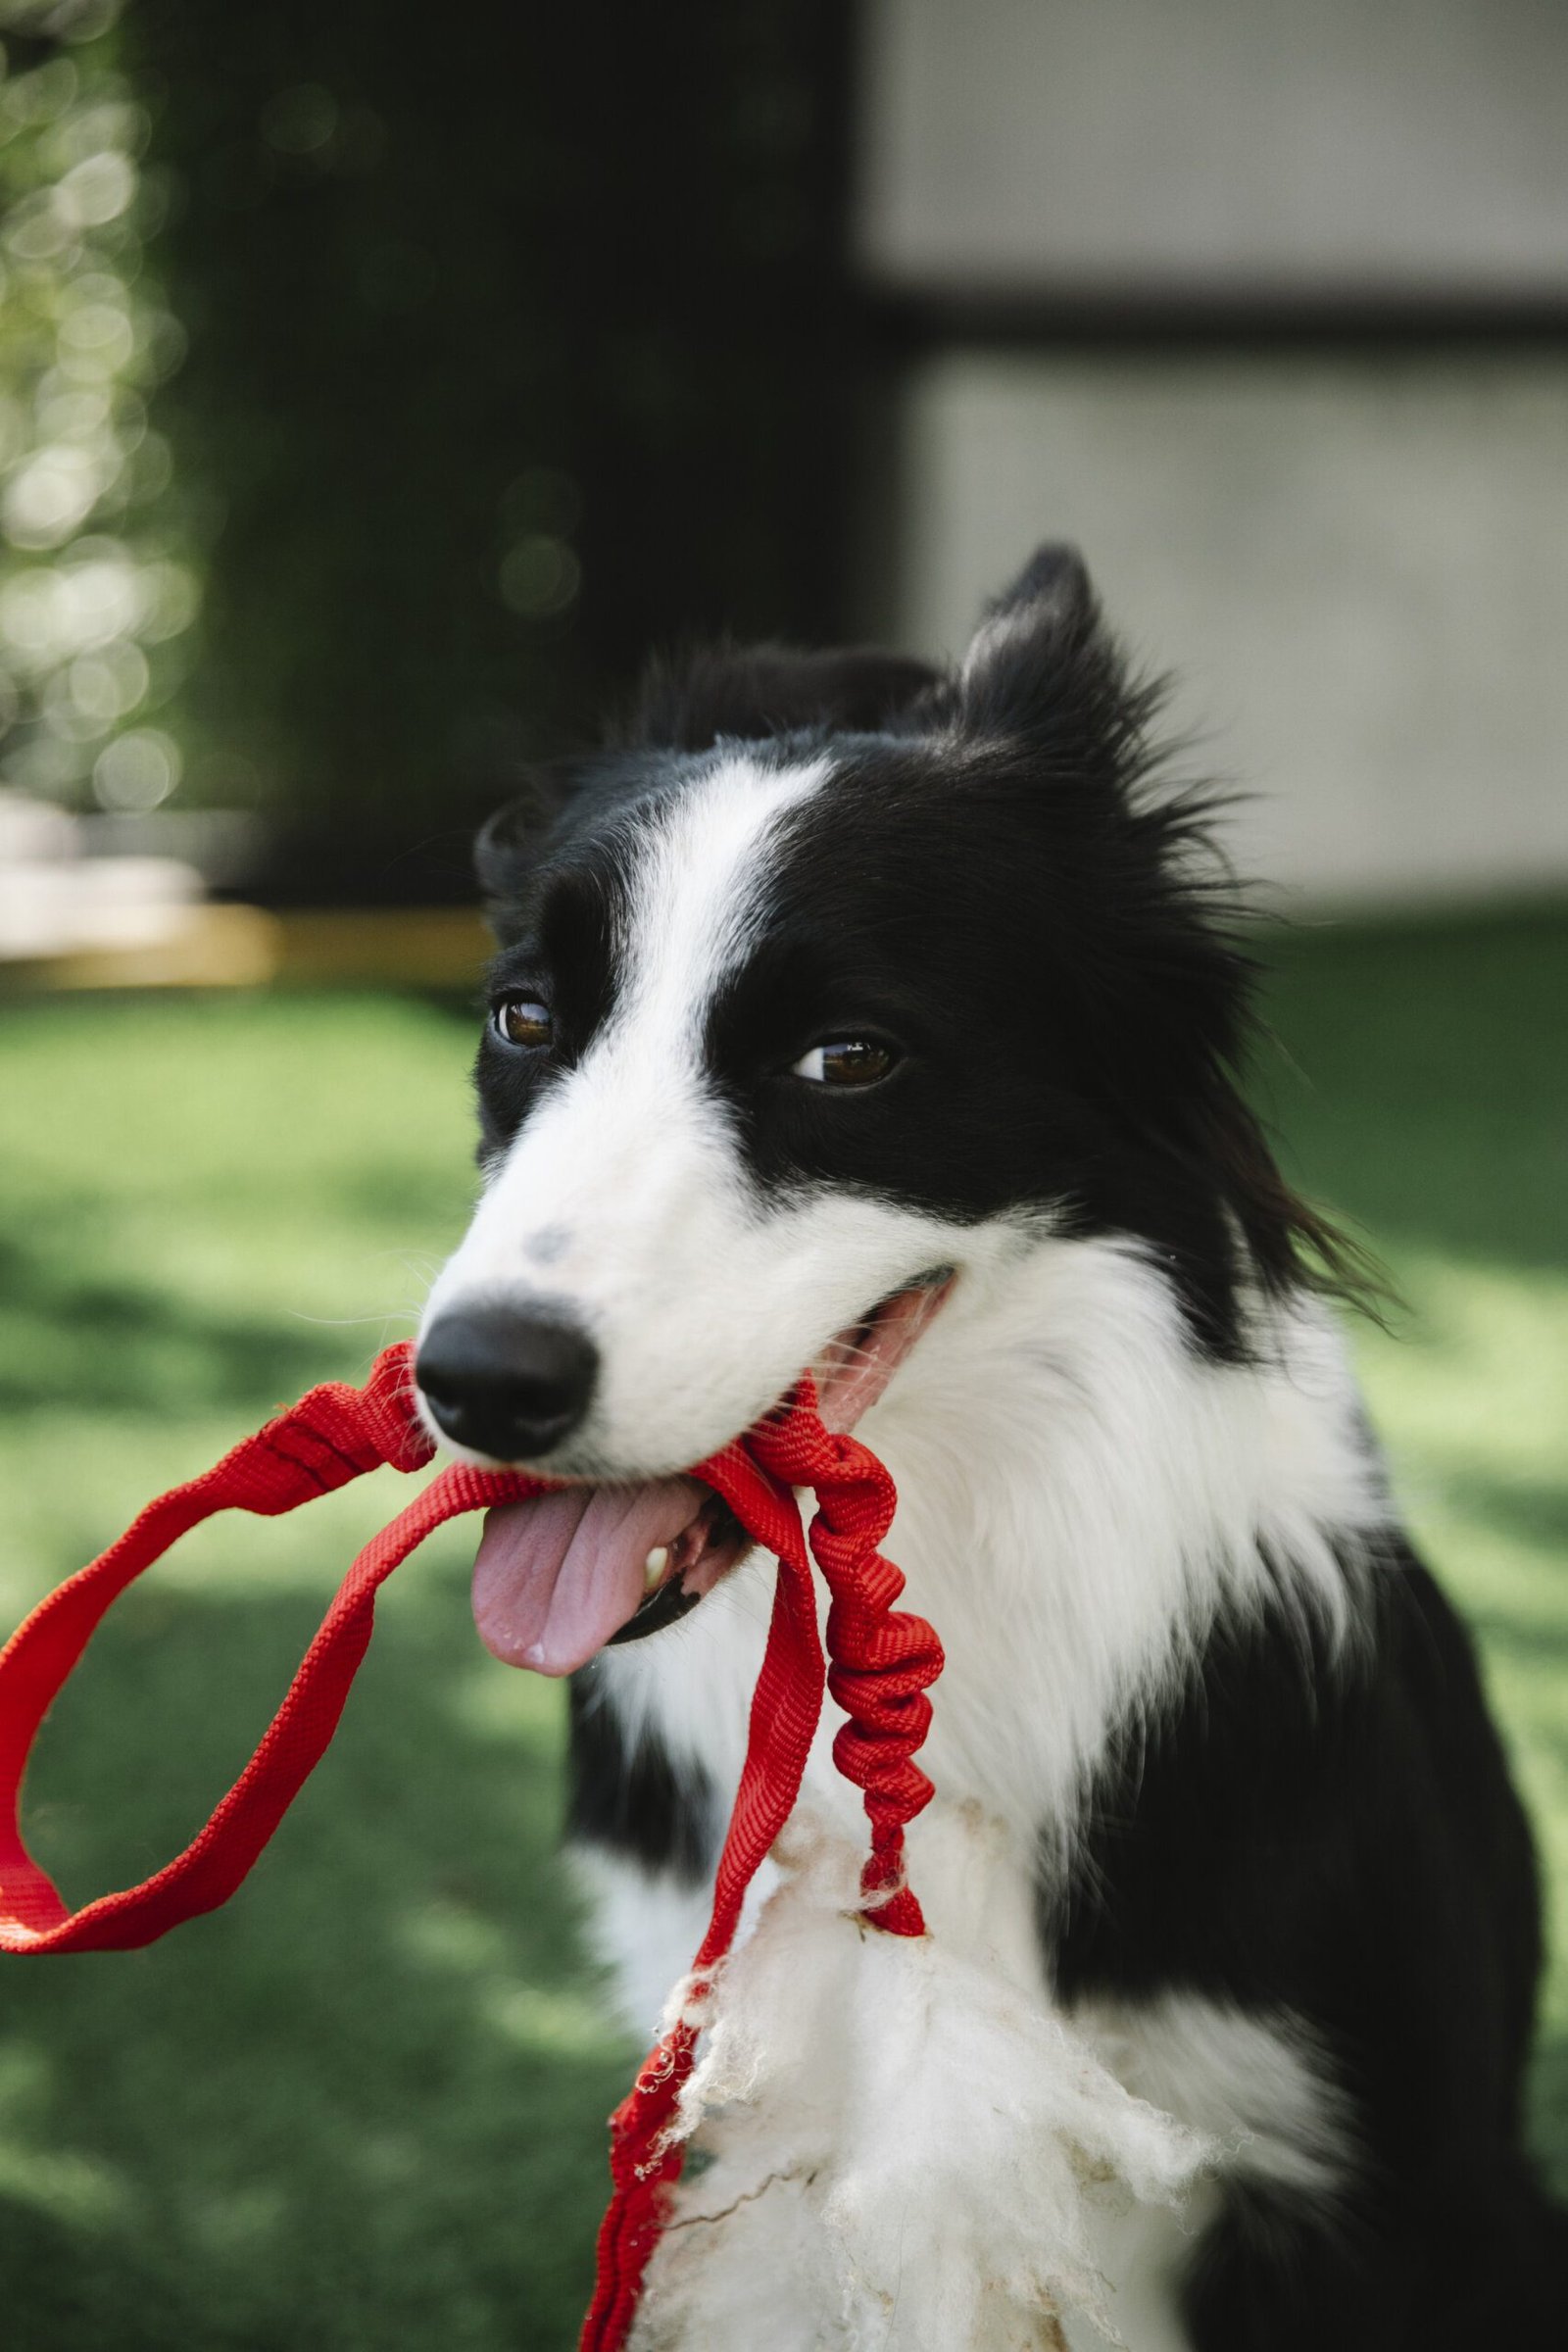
[494,997,553,1050]
[792,1038,897,1087]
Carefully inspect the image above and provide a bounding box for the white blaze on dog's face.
[420,752,965,1481]
[416,555,1317,1672]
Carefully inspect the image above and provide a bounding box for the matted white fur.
[632,1814,1213,2352]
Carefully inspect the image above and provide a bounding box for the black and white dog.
[416,548,1564,2347]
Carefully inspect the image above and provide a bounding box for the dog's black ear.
[473,763,574,920]
[626,641,940,753]
[956,543,1106,732]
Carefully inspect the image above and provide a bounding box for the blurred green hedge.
[0,1,860,897]
[128,0,860,899]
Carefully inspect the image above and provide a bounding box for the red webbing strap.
[578,1401,944,2352]
[578,1440,825,2351]
[0,1344,546,1953]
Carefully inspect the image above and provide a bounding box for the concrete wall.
[857,3,1568,906]
[860,0,1568,299]
[882,355,1568,908]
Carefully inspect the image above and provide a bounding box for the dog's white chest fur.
[622,1807,1211,2352]
[607,1802,1342,2352]
[576,1244,1372,2350]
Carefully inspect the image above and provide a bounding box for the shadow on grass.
[1443,1474,1568,1562]
[0,1548,633,2352]
[1258,906,1568,1279]
[0,1232,335,1418]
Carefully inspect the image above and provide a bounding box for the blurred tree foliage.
[0,0,200,819]
[109,0,859,901]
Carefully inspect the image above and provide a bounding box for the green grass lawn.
[0,910,1564,2346]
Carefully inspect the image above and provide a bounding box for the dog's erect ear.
[473,764,573,916]
[956,543,1105,731]
[627,641,941,753]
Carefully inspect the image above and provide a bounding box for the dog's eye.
[493,997,553,1051]
[791,1038,897,1088]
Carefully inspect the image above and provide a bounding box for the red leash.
[0,1341,942,2349]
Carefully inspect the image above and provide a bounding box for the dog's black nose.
[416,1306,599,1461]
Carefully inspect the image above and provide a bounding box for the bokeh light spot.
[58,148,134,226]
[92,722,179,809]
[260,83,339,159]
[498,533,581,618]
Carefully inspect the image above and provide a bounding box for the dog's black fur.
[473,546,1566,2345]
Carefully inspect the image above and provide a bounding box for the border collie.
[415,547,1564,2347]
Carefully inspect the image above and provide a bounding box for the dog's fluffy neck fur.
[587,1230,1382,2008]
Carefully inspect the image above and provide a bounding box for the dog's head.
[416,545,1338,1669]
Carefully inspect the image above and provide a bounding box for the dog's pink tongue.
[471,1479,705,1677]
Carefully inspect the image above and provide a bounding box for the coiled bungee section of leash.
[580,1397,943,2350]
[0,1341,943,2351]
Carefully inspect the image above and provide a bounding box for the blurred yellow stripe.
[1,906,491,993]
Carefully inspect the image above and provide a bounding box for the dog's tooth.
[643,1545,669,1592]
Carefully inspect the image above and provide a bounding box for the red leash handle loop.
[0,1345,543,1953]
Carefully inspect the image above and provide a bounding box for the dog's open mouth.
[469,1271,954,1677]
